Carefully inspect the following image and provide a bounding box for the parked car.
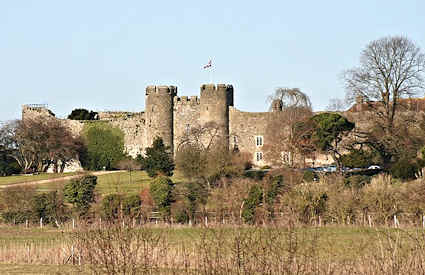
[368,165,381,170]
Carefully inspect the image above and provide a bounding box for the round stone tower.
[145,85,177,152]
[200,84,234,147]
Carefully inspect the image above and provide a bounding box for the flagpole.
[202,59,213,83]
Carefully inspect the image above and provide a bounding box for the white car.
[368,165,381,170]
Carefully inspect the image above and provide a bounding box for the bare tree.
[344,36,425,133]
[46,119,84,173]
[268,87,312,111]
[175,122,242,186]
[264,88,313,167]
[0,119,83,173]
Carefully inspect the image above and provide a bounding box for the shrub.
[101,194,122,221]
[175,144,204,180]
[171,200,190,223]
[31,191,67,224]
[63,175,97,216]
[101,194,142,221]
[361,175,400,224]
[0,185,36,224]
[265,175,284,204]
[122,194,142,218]
[242,184,263,224]
[390,158,418,180]
[149,176,175,220]
[285,185,328,224]
[171,181,208,224]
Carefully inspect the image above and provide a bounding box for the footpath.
[0,171,123,188]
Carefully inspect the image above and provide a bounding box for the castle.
[25,83,421,171]
[23,83,284,167]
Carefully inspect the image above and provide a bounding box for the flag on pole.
[203,59,212,69]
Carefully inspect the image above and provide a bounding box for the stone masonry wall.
[98,112,146,158]
[173,96,201,153]
[22,106,146,161]
[229,107,271,166]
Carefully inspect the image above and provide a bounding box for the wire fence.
[5,211,425,230]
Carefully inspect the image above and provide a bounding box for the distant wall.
[23,83,359,169]
[98,112,146,157]
[173,96,201,153]
[229,107,271,165]
[22,106,146,158]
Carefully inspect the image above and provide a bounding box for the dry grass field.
[1,223,425,274]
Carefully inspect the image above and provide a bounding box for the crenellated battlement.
[200,84,233,95]
[146,85,177,96]
[200,83,234,107]
[22,104,55,120]
[174,96,200,105]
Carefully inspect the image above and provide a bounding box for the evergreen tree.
[139,137,174,178]
[68,108,98,120]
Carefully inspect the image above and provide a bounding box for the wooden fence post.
[40,217,43,229]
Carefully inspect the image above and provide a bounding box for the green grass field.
[0,172,81,186]
[28,170,186,195]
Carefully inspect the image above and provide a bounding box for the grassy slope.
[0,172,81,186]
[34,170,186,195]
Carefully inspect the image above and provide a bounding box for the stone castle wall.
[23,83,340,169]
[173,96,201,152]
[229,107,271,165]
[22,84,281,169]
[97,111,146,157]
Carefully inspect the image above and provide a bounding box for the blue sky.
[1,0,424,121]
